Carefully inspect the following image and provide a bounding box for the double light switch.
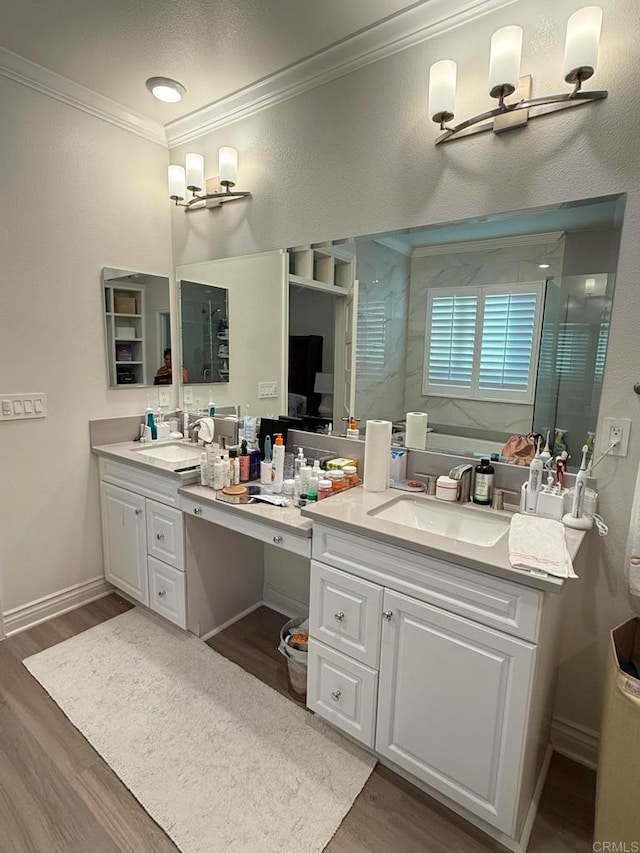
[0,393,47,420]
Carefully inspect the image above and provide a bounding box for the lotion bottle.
[239,440,250,482]
[272,433,285,493]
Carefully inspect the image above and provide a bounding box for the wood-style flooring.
[0,594,596,852]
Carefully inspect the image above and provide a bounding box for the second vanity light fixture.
[428,6,607,145]
[168,148,251,211]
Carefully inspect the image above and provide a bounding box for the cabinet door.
[148,557,186,629]
[100,482,149,605]
[375,589,535,835]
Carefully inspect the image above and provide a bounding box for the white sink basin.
[369,496,510,548]
[136,443,201,464]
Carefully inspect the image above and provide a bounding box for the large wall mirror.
[102,267,171,388]
[287,194,624,469]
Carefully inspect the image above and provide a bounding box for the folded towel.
[197,417,215,444]
[509,514,577,578]
[625,461,640,597]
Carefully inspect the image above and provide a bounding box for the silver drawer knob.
[193,507,202,515]
[273,535,283,544]
[134,508,142,516]
[158,590,166,597]
[334,611,345,622]
[331,690,341,702]
[156,533,165,540]
[383,610,393,621]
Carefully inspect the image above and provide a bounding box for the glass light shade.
[428,60,457,122]
[563,6,602,82]
[168,164,186,201]
[489,25,523,98]
[146,77,186,103]
[218,147,238,187]
[185,153,204,192]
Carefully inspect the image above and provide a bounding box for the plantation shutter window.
[423,282,544,404]
[356,301,387,378]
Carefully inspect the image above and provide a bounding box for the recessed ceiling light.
[538,262,551,269]
[145,77,186,103]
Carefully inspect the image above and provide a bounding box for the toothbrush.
[563,444,592,530]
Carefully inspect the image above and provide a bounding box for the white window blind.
[479,291,539,394]
[423,282,544,404]
[427,294,477,389]
[356,301,387,378]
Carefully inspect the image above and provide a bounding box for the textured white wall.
[171,0,640,735]
[0,78,173,615]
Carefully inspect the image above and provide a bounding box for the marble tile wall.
[354,236,410,423]
[403,237,566,436]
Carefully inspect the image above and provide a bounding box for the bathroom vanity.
[93,436,585,853]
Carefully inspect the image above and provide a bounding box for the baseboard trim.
[551,715,599,770]
[262,584,308,620]
[3,577,113,637]
[199,601,264,642]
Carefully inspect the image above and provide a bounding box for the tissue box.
[114,295,137,314]
[116,343,133,361]
[326,458,357,471]
[116,326,136,339]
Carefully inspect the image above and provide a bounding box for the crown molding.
[0,47,167,147]
[411,231,565,256]
[165,0,519,148]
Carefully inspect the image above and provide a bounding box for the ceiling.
[0,0,426,124]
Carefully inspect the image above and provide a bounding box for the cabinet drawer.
[148,557,186,629]
[310,562,383,667]
[307,639,378,748]
[146,499,184,570]
[181,496,311,558]
[99,458,180,507]
[313,525,541,642]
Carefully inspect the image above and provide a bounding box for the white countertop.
[93,440,202,483]
[179,484,313,537]
[301,486,587,592]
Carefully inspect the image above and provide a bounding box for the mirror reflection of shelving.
[104,285,146,385]
[180,280,229,384]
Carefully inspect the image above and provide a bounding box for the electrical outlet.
[158,389,170,407]
[603,417,631,457]
[258,382,278,399]
[183,386,193,404]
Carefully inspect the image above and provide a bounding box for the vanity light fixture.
[428,6,607,145]
[146,77,186,103]
[168,147,251,211]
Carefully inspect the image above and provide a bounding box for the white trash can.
[278,617,308,701]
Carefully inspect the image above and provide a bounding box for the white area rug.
[24,608,376,853]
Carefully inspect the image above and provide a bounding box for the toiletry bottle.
[208,400,216,417]
[347,417,360,439]
[200,453,209,487]
[299,464,312,495]
[473,459,494,505]
[272,433,285,493]
[294,447,306,477]
[264,435,272,466]
[250,448,261,481]
[239,440,250,482]
[145,407,157,441]
[553,429,569,457]
[229,449,240,485]
[524,439,544,514]
[213,456,226,490]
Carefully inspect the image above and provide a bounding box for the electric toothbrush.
[563,444,592,530]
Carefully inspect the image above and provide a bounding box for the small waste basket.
[278,617,308,701]
[594,617,640,845]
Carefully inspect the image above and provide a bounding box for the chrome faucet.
[448,463,473,503]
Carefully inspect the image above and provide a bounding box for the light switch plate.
[158,389,170,407]
[258,382,278,399]
[183,386,193,404]
[0,393,47,421]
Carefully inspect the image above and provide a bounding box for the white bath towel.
[509,514,577,578]
[197,417,215,444]
[625,460,640,597]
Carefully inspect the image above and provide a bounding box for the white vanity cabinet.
[308,523,565,847]
[99,458,186,628]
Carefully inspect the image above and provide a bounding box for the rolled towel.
[197,417,215,444]
[509,514,577,578]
